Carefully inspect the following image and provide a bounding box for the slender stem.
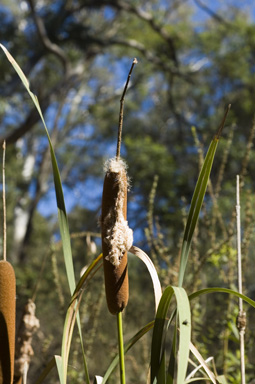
[23,361,28,384]
[236,176,243,309]
[117,311,126,384]
[215,104,231,139]
[2,141,6,261]
[236,175,246,384]
[116,58,138,160]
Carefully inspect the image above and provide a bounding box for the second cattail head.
[101,158,133,315]
[0,260,16,384]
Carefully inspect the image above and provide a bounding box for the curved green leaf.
[178,106,230,287]
[178,139,218,287]
[0,44,75,295]
[0,44,92,383]
[60,254,103,383]
[151,286,191,384]
[129,246,162,313]
[189,287,255,308]
[55,356,64,384]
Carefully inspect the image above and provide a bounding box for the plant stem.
[117,311,126,384]
[215,104,231,139]
[236,175,246,384]
[116,58,138,160]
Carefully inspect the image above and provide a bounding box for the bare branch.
[0,67,83,146]
[27,0,69,73]
[108,38,193,82]
[193,0,232,26]
[114,0,179,67]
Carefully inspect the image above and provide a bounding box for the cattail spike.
[0,260,16,384]
[101,158,133,314]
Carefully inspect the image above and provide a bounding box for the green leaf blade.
[151,286,191,384]
[178,138,219,287]
[189,287,255,308]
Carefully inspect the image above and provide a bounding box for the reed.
[0,260,16,384]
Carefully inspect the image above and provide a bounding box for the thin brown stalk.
[215,104,231,139]
[116,58,138,159]
[145,175,160,270]
[215,125,234,198]
[242,190,252,266]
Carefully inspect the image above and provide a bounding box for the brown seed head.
[101,158,133,314]
[0,260,16,384]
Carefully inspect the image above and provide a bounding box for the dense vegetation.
[0,1,255,382]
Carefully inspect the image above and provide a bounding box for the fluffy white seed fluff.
[103,158,133,266]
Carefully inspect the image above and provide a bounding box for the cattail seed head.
[101,158,133,314]
[0,260,16,384]
[14,299,40,382]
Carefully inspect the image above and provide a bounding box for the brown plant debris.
[14,299,40,380]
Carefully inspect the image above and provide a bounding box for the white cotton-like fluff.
[103,157,133,266]
[105,217,133,266]
[104,157,128,174]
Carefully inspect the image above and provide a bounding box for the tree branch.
[108,38,193,82]
[68,0,179,67]
[113,0,179,67]
[193,0,232,26]
[0,67,84,145]
[27,0,69,73]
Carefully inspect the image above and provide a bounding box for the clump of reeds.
[101,158,133,314]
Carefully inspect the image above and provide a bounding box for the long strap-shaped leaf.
[0,43,75,295]
[57,254,103,384]
[151,286,191,384]
[129,246,162,312]
[178,106,230,287]
[0,44,88,383]
[33,255,103,384]
[189,287,255,308]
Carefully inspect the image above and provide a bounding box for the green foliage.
[208,244,236,268]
